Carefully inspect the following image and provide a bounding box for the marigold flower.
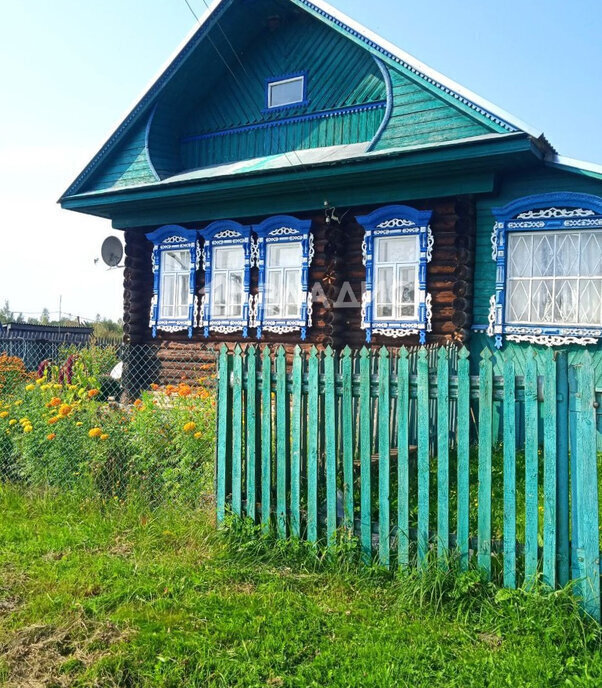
[58,404,72,417]
[178,384,192,397]
[53,384,62,390]
[14,400,23,406]
[0,412,8,419]
[36,377,45,385]
[19,418,29,424]
[41,384,50,391]
[9,420,17,426]
[46,433,56,441]
[133,399,143,408]
[23,425,33,433]
[194,431,202,439]
[88,427,102,438]
[150,383,159,391]
[25,384,35,392]
[48,397,62,408]
[76,422,83,427]
[87,389,100,398]
[100,433,109,441]
[183,421,197,433]
[48,416,60,425]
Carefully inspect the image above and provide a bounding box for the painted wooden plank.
[216,345,230,527]
[261,346,272,534]
[575,353,601,622]
[437,347,449,564]
[245,346,257,523]
[397,348,410,569]
[307,347,319,544]
[359,347,372,564]
[290,346,303,538]
[502,353,516,589]
[231,345,243,518]
[276,346,287,539]
[542,348,557,589]
[524,347,539,587]
[378,347,391,568]
[341,347,354,533]
[456,347,470,571]
[324,346,337,546]
[478,349,493,579]
[568,365,580,587]
[417,347,430,568]
[555,351,570,587]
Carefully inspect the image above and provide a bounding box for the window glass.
[265,242,303,320]
[268,76,305,108]
[373,236,418,321]
[506,230,602,327]
[211,245,244,319]
[160,250,190,320]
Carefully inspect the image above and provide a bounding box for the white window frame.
[373,235,420,323]
[266,74,306,110]
[210,244,246,321]
[264,242,303,321]
[159,249,192,321]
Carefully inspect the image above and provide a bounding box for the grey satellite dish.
[101,236,124,268]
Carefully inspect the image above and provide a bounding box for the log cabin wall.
[121,195,476,375]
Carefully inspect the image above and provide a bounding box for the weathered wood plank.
[261,347,272,534]
[397,348,410,569]
[216,345,230,526]
[245,346,257,523]
[324,346,337,545]
[524,348,538,586]
[556,351,570,587]
[417,347,430,568]
[503,353,516,589]
[231,345,243,518]
[307,347,319,544]
[276,347,288,539]
[437,347,449,563]
[378,347,391,568]
[341,346,354,533]
[478,349,493,579]
[360,347,372,564]
[543,348,557,589]
[290,346,303,538]
[456,347,470,571]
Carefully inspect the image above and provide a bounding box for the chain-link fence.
[0,340,217,505]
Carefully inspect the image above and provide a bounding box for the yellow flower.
[88,427,102,438]
[25,384,35,392]
[194,431,202,439]
[14,400,22,406]
[9,420,17,426]
[46,433,56,441]
[76,422,83,427]
[100,433,109,441]
[183,421,196,433]
[41,384,51,391]
[36,377,45,385]
[19,418,29,424]
[23,425,33,433]
[0,412,8,419]
[58,404,72,417]
[53,384,62,390]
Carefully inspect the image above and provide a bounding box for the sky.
[1,0,601,323]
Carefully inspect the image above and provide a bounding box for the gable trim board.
[60,0,544,203]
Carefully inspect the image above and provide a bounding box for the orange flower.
[133,399,143,408]
[46,433,56,441]
[87,389,100,398]
[194,431,202,439]
[150,383,159,391]
[100,433,109,441]
[165,385,177,396]
[48,416,60,425]
[47,397,61,408]
[183,421,196,433]
[178,384,192,398]
[58,404,72,417]
[88,427,102,438]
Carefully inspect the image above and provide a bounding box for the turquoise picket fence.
[216,344,602,620]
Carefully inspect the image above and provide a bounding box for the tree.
[0,300,14,325]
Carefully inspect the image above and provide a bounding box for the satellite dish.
[100,236,124,268]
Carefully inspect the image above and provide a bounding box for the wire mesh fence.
[0,339,218,505]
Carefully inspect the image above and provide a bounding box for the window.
[266,74,306,109]
[489,192,602,347]
[199,221,253,338]
[265,243,303,319]
[357,205,433,344]
[146,225,199,338]
[253,216,314,340]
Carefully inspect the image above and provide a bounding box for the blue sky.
[1,0,601,321]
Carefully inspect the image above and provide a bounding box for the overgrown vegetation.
[0,487,600,687]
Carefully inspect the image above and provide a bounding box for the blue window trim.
[489,192,602,348]
[198,220,253,339]
[357,205,434,344]
[252,215,314,341]
[264,71,309,113]
[146,225,199,339]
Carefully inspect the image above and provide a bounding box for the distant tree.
[0,300,14,324]
[40,308,50,325]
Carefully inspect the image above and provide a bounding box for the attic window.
[267,74,306,109]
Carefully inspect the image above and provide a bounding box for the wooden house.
[60,0,602,379]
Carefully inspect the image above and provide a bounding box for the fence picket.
[503,353,516,589]
[360,347,372,564]
[575,353,601,622]
[556,351,570,587]
[246,346,257,522]
[232,345,243,518]
[216,345,230,526]
[378,347,391,568]
[543,348,557,589]
[417,348,430,568]
[478,349,493,579]
[437,347,449,563]
[397,348,410,569]
[276,347,288,539]
[456,347,470,571]
[324,346,337,545]
[524,347,539,586]
[261,347,272,534]
[307,347,319,544]
[341,347,354,533]
[290,346,302,538]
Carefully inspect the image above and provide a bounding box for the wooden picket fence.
[216,344,602,620]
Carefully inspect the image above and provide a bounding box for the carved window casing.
[488,192,602,348]
[146,225,199,338]
[358,205,433,343]
[199,221,253,338]
[252,216,314,340]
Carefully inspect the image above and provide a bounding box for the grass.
[0,487,601,687]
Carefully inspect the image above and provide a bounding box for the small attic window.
[267,74,306,109]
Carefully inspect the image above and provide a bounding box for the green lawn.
[0,488,601,687]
